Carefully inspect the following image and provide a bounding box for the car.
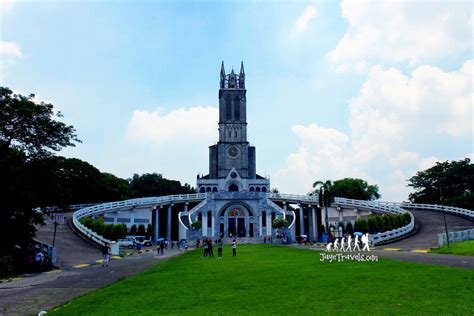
[117,237,136,249]
[127,235,152,247]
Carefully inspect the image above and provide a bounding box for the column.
[259,214,263,237]
[155,206,160,240]
[178,204,188,241]
[266,212,271,236]
[167,204,172,241]
[311,206,317,242]
[299,204,305,236]
[211,213,215,237]
[184,202,189,212]
[202,212,208,237]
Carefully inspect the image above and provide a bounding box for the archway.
[229,184,239,192]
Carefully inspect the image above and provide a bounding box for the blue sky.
[1,0,472,201]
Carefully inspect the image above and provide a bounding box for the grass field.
[430,240,474,256]
[51,245,474,315]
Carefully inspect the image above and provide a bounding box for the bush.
[138,224,146,236]
[368,217,377,234]
[103,224,113,240]
[272,218,289,229]
[146,224,153,238]
[375,216,385,232]
[191,221,202,230]
[345,222,353,235]
[130,224,137,235]
[355,218,368,233]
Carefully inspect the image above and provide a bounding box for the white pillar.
[259,214,263,237]
[202,212,208,237]
[266,213,271,236]
[211,213,215,237]
[299,204,305,235]
[311,206,317,242]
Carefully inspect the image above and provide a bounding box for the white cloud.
[328,0,473,73]
[0,0,16,15]
[127,106,218,145]
[0,41,21,58]
[274,61,473,201]
[293,6,317,34]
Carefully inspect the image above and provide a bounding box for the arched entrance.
[219,204,254,238]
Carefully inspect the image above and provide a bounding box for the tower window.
[234,96,240,121]
[225,96,232,121]
[229,184,239,192]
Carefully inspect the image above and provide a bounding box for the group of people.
[200,238,236,258]
[325,233,371,252]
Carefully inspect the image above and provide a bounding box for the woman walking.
[217,239,223,258]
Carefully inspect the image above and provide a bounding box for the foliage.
[354,213,411,234]
[146,224,153,238]
[129,225,138,235]
[407,158,474,209]
[270,188,279,193]
[271,218,289,229]
[80,217,127,241]
[190,221,202,230]
[50,245,474,315]
[345,222,353,235]
[313,178,380,201]
[0,87,80,275]
[430,240,474,256]
[137,224,146,236]
[128,173,195,198]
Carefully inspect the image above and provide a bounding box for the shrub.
[375,216,385,232]
[130,224,137,235]
[345,222,353,234]
[368,217,377,234]
[138,224,146,236]
[146,224,153,238]
[191,221,202,230]
[272,218,289,229]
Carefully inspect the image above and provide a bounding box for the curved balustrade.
[334,197,415,245]
[267,192,319,203]
[73,193,207,246]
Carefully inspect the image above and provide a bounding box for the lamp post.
[440,186,449,247]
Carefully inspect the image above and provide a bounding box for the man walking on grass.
[232,239,237,257]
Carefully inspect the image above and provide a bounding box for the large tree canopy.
[313,178,380,201]
[0,87,80,157]
[407,158,473,209]
[129,173,195,198]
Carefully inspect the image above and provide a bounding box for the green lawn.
[51,245,474,315]
[430,239,474,256]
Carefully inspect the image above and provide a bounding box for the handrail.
[333,197,414,245]
[267,192,319,203]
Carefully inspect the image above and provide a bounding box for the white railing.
[73,193,207,246]
[266,199,287,218]
[399,202,474,219]
[188,198,208,224]
[267,193,319,203]
[334,197,414,245]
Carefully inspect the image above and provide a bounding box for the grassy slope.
[430,240,474,256]
[52,245,474,315]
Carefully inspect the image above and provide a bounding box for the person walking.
[217,239,223,258]
[203,239,209,258]
[208,239,214,258]
[232,239,237,257]
[160,240,165,255]
[101,243,110,267]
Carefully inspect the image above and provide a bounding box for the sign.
[50,213,65,223]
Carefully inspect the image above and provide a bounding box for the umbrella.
[156,238,165,242]
[354,232,363,236]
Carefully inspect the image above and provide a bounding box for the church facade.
[184,62,288,239]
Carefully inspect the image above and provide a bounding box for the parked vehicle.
[127,235,152,247]
[117,237,136,249]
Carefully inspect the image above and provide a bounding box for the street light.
[440,186,449,247]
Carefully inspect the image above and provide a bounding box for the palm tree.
[312,180,332,233]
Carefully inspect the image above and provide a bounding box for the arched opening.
[207,211,212,228]
[198,213,202,222]
[212,187,218,192]
[234,96,240,121]
[262,187,267,192]
[256,187,261,192]
[200,187,206,193]
[225,96,232,121]
[229,184,239,192]
[249,187,255,192]
[262,211,267,227]
[206,187,211,192]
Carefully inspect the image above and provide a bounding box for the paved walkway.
[0,250,184,316]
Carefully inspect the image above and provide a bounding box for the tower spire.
[220,61,225,88]
[240,61,245,75]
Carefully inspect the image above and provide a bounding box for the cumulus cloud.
[0,0,16,15]
[0,41,21,58]
[293,5,317,34]
[328,0,473,73]
[274,61,473,201]
[127,106,218,145]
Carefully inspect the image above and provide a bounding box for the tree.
[130,224,138,235]
[330,178,380,200]
[407,158,473,209]
[272,218,289,229]
[137,224,146,236]
[146,224,153,238]
[191,221,202,230]
[128,173,195,198]
[0,87,79,273]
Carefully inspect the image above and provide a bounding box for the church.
[185,62,287,239]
